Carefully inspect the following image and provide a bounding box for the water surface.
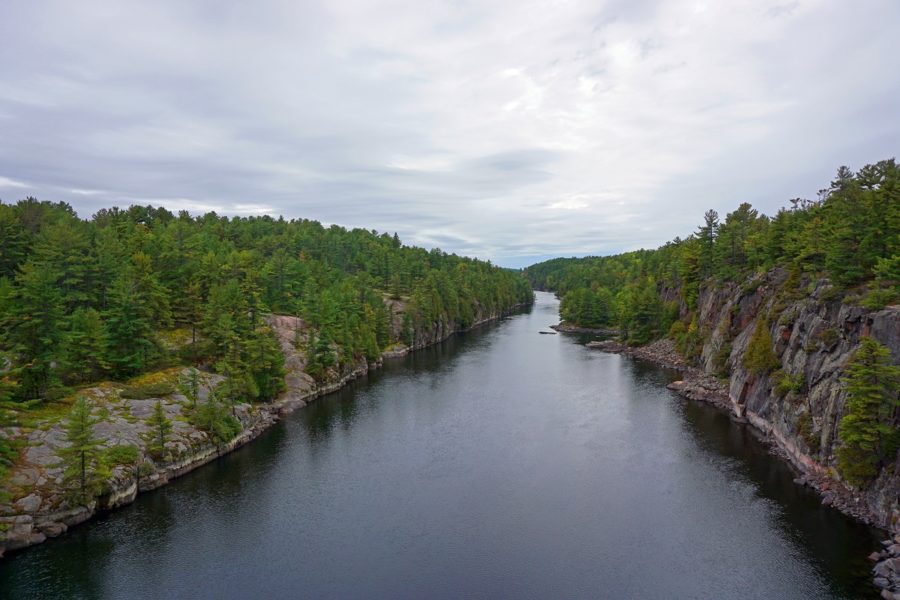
[0,292,880,599]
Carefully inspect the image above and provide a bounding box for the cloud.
[0,176,28,189]
[0,0,898,268]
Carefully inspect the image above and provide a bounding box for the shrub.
[815,327,840,350]
[189,390,241,446]
[105,444,140,467]
[713,342,733,377]
[796,413,820,454]
[861,288,898,311]
[743,318,780,376]
[774,370,805,397]
[120,381,175,399]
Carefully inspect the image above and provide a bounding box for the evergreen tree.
[743,318,780,376]
[246,325,286,402]
[837,338,900,487]
[144,400,173,460]
[696,209,719,279]
[177,367,201,410]
[5,260,66,400]
[58,396,107,503]
[190,386,241,447]
[104,268,156,377]
[65,307,109,384]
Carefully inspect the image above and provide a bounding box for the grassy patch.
[120,368,181,399]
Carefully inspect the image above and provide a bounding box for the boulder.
[36,521,67,538]
[14,493,42,514]
[875,561,892,578]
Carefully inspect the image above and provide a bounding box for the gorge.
[0,293,882,599]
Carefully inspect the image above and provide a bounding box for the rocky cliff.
[677,268,900,529]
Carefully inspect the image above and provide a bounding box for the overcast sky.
[1,0,897,267]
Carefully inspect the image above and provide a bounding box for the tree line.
[527,159,899,344]
[0,200,533,405]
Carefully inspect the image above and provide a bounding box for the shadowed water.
[0,292,881,599]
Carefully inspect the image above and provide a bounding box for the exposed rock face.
[678,269,900,530]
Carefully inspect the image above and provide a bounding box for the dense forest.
[526,159,899,346]
[0,200,532,486]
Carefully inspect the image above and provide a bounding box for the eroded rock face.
[689,269,900,530]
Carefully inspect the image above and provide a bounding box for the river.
[0,292,881,599]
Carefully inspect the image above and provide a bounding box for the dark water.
[1,292,882,599]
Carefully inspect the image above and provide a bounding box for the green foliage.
[0,199,531,405]
[177,367,201,409]
[525,158,899,348]
[815,327,840,350]
[773,369,805,397]
[4,259,66,400]
[120,381,176,399]
[743,318,780,376]
[836,338,900,488]
[189,388,241,446]
[246,325,286,401]
[57,396,107,504]
[144,400,173,460]
[618,278,664,345]
[559,287,615,328]
[65,307,110,384]
[104,443,139,467]
[796,413,821,454]
[0,434,18,501]
[862,254,900,309]
[713,342,733,377]
[104,263,160,377]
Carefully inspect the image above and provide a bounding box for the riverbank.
[550,322,620,335]
[587,337,887,531]
[0,304,530,559]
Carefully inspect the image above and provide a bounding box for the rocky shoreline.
[550,322,620,336]
[0,305,528,559]
[584,335,897,595]
[588,337,887,529]
[870,538,900,598]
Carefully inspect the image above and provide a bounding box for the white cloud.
[0,0,897,267]
[0,176,28,188]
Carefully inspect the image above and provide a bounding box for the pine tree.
[696,209,719,279]
[6,260,66,400]
[104,268,156,377]
[58,396,107,503]
[65,307,109,384]
[743,318,780,376]
[144,400,173,460]
[837,338,900,487]
[178,367,201,410]
[190,386,241,447]
[246,325,286,402]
